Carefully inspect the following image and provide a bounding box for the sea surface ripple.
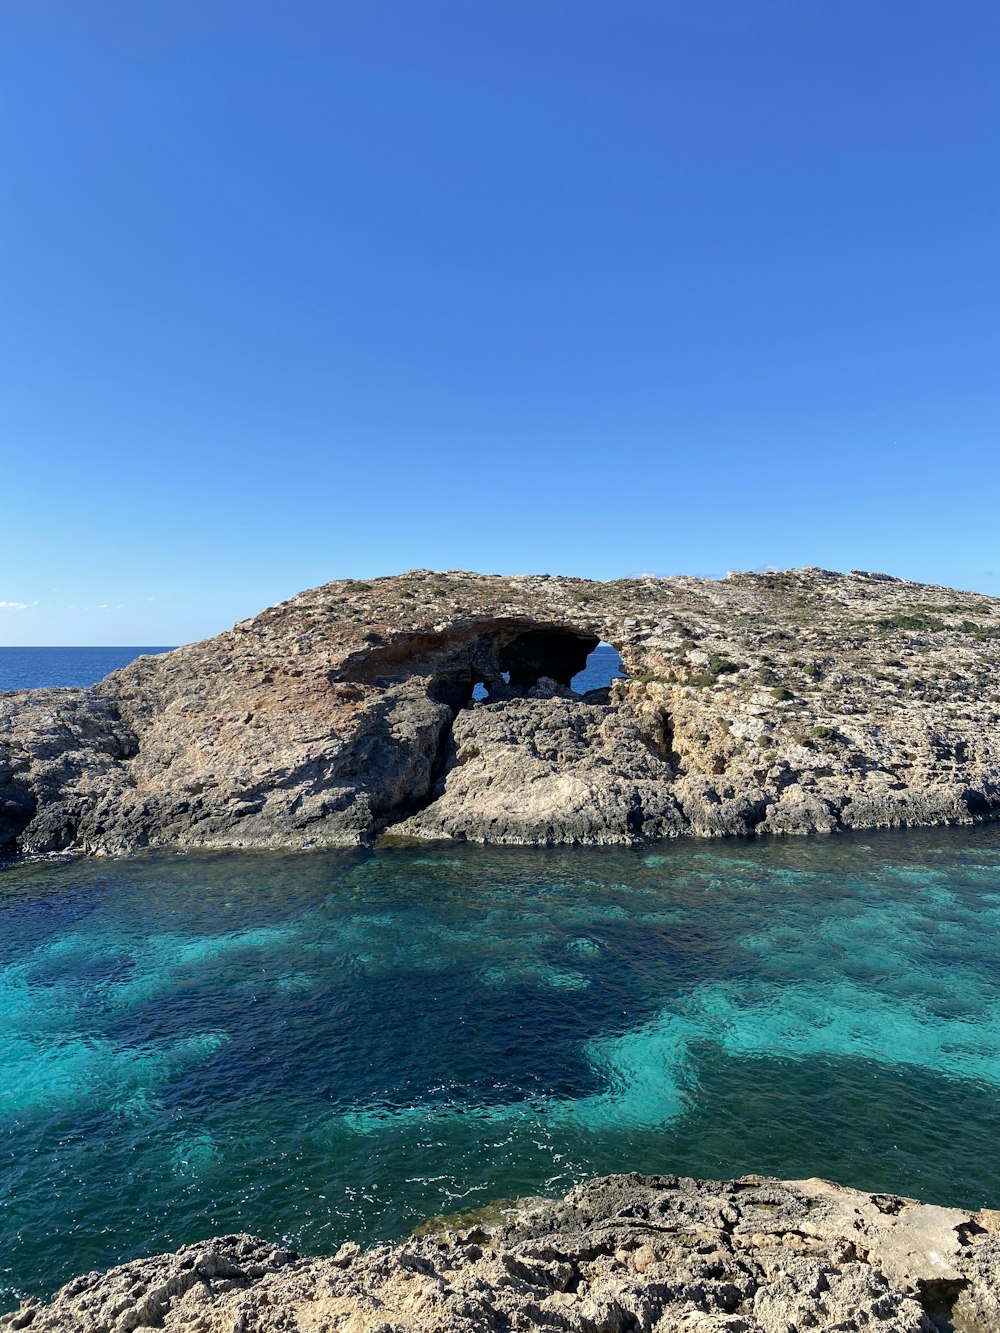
[3,825,1000,1308]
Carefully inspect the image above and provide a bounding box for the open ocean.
[3,642,1000,1311]
[0,647,175,693]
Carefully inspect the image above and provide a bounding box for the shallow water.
[2,826,1000,1308]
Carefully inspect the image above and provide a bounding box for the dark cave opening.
[498,627,598,688]
[345,619,604,710]
[463,630,620,705]
[421,624,599,713]
[469,634,625,703]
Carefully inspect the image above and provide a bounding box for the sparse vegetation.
[960,621,1000,641]
[708,653,739,676]
[686,653,740,688]
[876,612,946,632]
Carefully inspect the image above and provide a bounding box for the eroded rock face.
[6,1173,1000,1332]
[2,567,1000,855]
[394,680,687,844]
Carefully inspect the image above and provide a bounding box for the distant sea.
[0,647,175,693]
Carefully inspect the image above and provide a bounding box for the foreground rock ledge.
[6,1174,1000,1332]
[3,568,1000,855]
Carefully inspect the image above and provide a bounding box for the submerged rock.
[6,1173,1000,1331]
[2,567,1000,854]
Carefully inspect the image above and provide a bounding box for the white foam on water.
[170,1128,222,1177]
[566,937,603,956]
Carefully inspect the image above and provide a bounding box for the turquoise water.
[3,828,1000,1309]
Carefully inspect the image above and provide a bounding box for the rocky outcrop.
[6,1173,1000,1331]
[2,567,1000,855]
[393,680,688,844]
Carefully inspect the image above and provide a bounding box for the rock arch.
[339,618,599,710]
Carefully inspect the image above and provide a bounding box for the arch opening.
[452,625,599,707]
[571,641,627,695]
[344,619,602,708]
[497,628,597,688]
[471,671,509,702]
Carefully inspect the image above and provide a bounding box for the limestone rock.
[3,567,1000,854]
[6,1173,1000,1332]
[394,684,686,844]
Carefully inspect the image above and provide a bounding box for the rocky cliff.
[2,567,1000,855]
[5,1173,1000,1332]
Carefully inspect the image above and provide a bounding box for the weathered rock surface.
[2,567,1000,854]
[6,1173,1000,1331]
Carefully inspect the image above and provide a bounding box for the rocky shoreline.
[2,567,1000,856]
[5,1172,999,1331]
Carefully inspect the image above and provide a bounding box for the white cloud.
[0,600,29,610]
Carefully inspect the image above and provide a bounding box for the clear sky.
[2,0,998,646]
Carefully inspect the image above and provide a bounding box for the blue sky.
[1,0,997,645]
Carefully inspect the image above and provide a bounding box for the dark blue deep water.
[3,827,1000,1309]
[0,647,175,692]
